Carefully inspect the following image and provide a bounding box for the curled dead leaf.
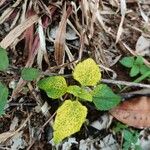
[110,96,150,129]
[54,4,72,65]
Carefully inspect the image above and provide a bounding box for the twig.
[41,111,56,129]
[102,79,150,88]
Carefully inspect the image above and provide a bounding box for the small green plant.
[113,123,141,150]
[122,129,141,150]
[120,56,150,82]
[38,58,121,144]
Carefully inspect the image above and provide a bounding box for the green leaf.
[53,100,87,144]
[134,145,142,150]
[123,130,141,150]
[21,68,40,81]
[134,71,150,83]
[113,122,127,133]
[123,141,131,150]
[130,65,140,77]
[135,56,143,66]
[123,130,133,141]
[0,47,9,71]
[92,84,121,110]
[73,58,101,86]
[0,82,8,115]
[120,57,134,68]
[67,85,92,102]
[38,76,67,99]
[140,65,150,75]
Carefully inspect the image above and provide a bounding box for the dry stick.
[41,111,57,129]
[102,79,150,89]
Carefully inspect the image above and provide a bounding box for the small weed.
[120,56,150,82]
[114,123,142,150]
[0,51,122,145]
[123,129,141,150]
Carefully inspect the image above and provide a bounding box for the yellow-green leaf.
[53,100,87,144]
[67,85,92,102]
[37,76,67,99]
[73,58,101,86]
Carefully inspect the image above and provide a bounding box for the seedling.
[120,56,150,82]
[38,58,121,144]
[122,129,141,150]
[114,123,141,150]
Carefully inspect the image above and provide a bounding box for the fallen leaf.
[0,114,31,143]
[23,9,35,58]
[138,2,149,23]
[54,4,72,65]
[0,14,39,49]
[110,96,150,128]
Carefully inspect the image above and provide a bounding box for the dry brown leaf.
[0,114,31,143]
[54,4,72,65]
[138,2,149,23]
[110,96,150,128]
[0,0,7,7]
[90,1,107,32]
[0,14,39,49]
[23,10,35,58]
[0,132,15,143]
[11,78,27,99]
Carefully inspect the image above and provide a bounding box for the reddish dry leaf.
[54,4,72,65]
[110,96,150,129]
[23,9,36,58]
